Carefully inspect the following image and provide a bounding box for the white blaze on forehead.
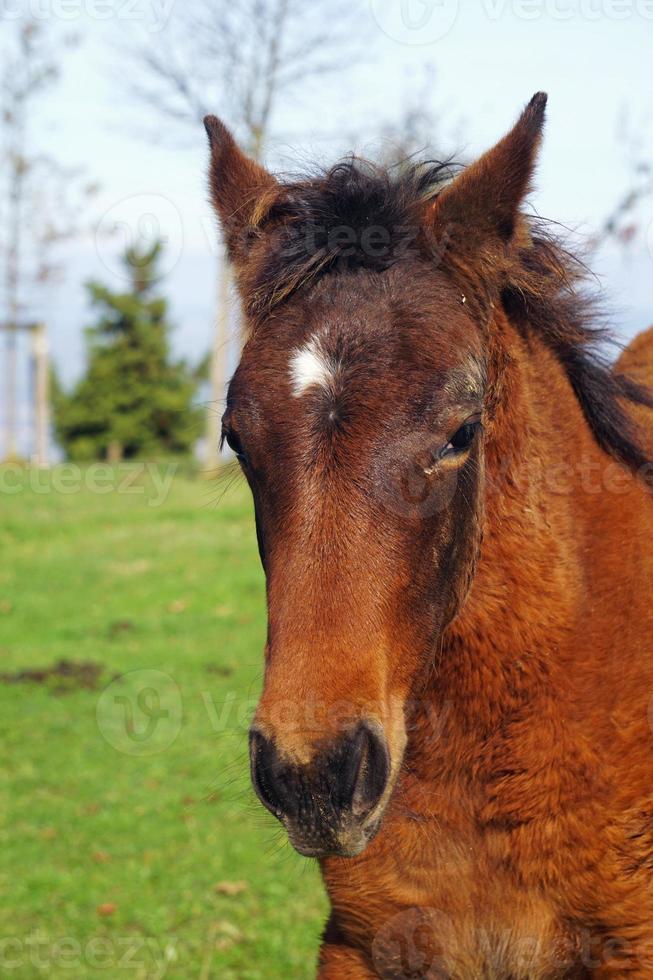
[289,335,338,397]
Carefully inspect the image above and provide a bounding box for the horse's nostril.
[249,729,293,819]
[342,722,390,818]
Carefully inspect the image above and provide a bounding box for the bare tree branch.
[591,107,653,251]
[120,0,368,155]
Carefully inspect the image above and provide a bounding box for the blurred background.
[1,2,651,977]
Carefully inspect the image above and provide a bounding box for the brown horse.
[205,94,653,978]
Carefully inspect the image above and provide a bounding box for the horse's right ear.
[427,93,547,264]
[204,115,279,264]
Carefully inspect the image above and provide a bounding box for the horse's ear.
[428,92,547,257]
[204,115,279,264]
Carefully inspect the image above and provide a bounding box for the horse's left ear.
[428,92,547,256]
[204,115,279,264]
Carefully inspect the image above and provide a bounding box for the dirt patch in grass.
[205,663,234,677]
[0,658,109,693]
[108,619,135,638]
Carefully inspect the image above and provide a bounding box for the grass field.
[0,463,327,979]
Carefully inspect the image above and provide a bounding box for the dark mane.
[501,227,653,476]
[246,157,653,476]
[246,158,457,309]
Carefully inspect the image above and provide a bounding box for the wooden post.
[31,322,50,468]
[3,324,18,460]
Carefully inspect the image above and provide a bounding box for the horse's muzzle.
[249,720,391,857]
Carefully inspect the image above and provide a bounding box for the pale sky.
[3,0,653,452]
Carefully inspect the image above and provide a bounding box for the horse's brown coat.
[205,98,653,977]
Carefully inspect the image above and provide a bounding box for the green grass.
[0,463,327,979]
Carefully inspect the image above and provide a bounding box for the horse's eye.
[442,421,480,458]
[223,427,245,461]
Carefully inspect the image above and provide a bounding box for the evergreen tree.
[54,241,203,461]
